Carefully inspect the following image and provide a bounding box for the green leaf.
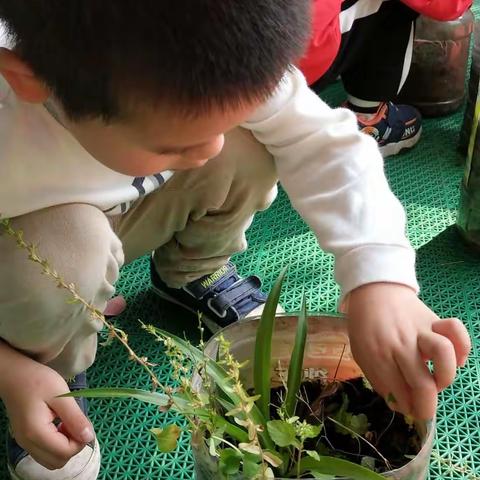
[332,394,369,438]
[150,425,180,453]
[340,412,368,437]
[305,450,321,461]
[209,437,217,457]
[243,457,261,478]
[299,456,385,480]
[211,415,249,444]
[62,387,172,407]
[303,423,322,439]
[219,448,242,475]
[310,473,335,479]
[285,295,308,418]
[267,420,297,448]
[254,267,288,419]
[263,466,275,479]
[262,450,283,468]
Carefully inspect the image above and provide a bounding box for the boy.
[0,1,470,479]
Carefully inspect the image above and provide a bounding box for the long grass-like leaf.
[62,387,171,406]
[64,387,249,443]
[150,328,274,450]
[254,267,288,420]
[298,456,385,480]
[285,295,308,417]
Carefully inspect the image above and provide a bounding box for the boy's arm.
[243,68,418,300]
[0,339,94,469]
[243,68,471,419]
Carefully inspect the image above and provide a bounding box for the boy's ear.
[0,47,49,103]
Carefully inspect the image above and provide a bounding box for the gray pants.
[0,128,277,378]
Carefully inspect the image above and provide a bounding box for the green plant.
[66,273,386,480]
[0,218,401,479]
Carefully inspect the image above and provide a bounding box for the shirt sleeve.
[242,67,420,302]
[400,0,471,20]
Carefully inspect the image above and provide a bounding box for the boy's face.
[0,48,264,176]
[63,100,261,177]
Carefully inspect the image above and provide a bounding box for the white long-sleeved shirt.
[0,67,419,298]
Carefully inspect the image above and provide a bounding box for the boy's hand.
[347,283,471,420]
[0,349,94,470]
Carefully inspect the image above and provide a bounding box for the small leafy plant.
[66,270,422,480]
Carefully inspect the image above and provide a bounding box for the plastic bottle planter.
[459,23,480,155]
[192,315,435,480]
[398,10,474,117]
[457,183,480,250]
[458,113,480,250]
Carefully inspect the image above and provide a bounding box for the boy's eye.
[155,148,187,156]
[153,141,209,156]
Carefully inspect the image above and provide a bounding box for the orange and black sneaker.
[348,101,422,158]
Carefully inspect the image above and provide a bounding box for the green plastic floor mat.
[2,12,480,480]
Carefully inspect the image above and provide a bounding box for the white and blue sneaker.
[349,101,422,157]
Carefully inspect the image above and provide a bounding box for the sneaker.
[350,101,422,157]
[7,372,100,480]
[151,260,279,332]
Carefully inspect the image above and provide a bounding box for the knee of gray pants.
[0,204,124,377]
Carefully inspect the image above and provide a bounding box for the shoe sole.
[151,285,223,334]
[379,127,422,158]
[8,438,101,480]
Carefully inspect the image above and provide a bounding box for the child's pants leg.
[117,127,278,287]
[0,204,124,378]
[0,127,277,377]
[312,0,419,100]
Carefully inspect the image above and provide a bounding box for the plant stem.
[296,446,303,478]
[211,436,242,454]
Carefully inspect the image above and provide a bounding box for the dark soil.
[270,377,422,474]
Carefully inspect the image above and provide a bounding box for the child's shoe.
[7,372,100,480]
[151,259,280,332]
[349,101,422,157]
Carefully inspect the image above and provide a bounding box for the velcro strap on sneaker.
[183,262,237,299]
[207,275,263,318]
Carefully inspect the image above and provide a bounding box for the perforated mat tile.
[2,8,480,478]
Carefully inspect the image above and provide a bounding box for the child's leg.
[0,204,124,379]
[118,127,277,285]
[117,127,278,326]
[339,0,417,103]
[312,0,421,156]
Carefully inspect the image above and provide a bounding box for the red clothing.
[299,0,472,85]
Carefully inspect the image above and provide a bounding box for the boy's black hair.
[0,1,311,121]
